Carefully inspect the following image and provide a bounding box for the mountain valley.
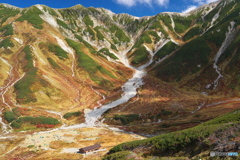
[0,0,240,159]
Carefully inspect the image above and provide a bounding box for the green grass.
[132,32,153,49]
[56,19,71,30]
[0,5,20,24]
[98,48,118,60]
[3,111,18,123]
[65,38,99,73]
[214,1,240,27]
[63,111,81,119]
[0,24,14,36]
[0,37,14,48]
[41,5,58,17]
[173,16,194,33]
[131,46,149,65]
[155,37,211,82]
[183,26,202,41]
[59,8,80,20]
[14,68,38,103]
[204,22,230,47]
[23,45,34,71]
[17,116,34,123]
[47,57,61,69]
[16,6,44,29]
[114,114,140,125]
[84,26,95,39]
[75,34,95,50]
[17,116,60,125]
[27,145,35,148]
[15,46,49,103]
[148,31,161,42]
[107,109,240,157]
[109,25,130,43]
[94,27,105,41]
[14,116,60,129]
[11,121,21,128]
[104,151,131,160]
[154,41,179,60]
[158,14,173,31]
[65,38,115,84]
[83,15,94,26]
[48,43,69,60]
[149,21,168,37]
[110,43,117,50]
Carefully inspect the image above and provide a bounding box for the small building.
[79,144,101,153]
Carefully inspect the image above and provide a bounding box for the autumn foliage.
[36,124,55,128]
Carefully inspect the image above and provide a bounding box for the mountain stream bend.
[59,43,162,130]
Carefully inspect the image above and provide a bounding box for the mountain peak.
[0,3,20,9]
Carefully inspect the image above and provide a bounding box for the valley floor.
[0,126,144,159]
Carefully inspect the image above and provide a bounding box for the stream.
[55,44,161,130]
[59,53,151,129]
[206,21,237,90]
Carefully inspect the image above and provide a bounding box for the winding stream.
[57,44,160,130]
[206,21,237,90]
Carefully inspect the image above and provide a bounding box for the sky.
[2,0,219,17]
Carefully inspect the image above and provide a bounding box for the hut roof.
[80,144,101,152]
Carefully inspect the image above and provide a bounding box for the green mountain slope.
[105,109,240,159]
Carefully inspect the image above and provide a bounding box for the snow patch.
[52,35,74,55]
[2,3,19,9]
[31,45,47,65]
[170,38,179,45]
[191,102,205,113]
[43,75,56,84]
[0,57,11,66]
[206,21,237,90]
[99,8,115,18]
[206,98,240,108]
[83,69,145,126]
[13,37,23,45]
[36,5,59,29]
[202,9,221,34]
[52,34,75,76]
[0,109,10,134]
[169,14,175,31]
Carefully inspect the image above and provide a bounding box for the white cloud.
[114,0,169,7]
[192,0,218,5]
[193,0,205,5]
[182,5,197,13]
[183,0,218,13]
[206,0,218,3]
[115,0,136,7]
[156,0,169,7]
